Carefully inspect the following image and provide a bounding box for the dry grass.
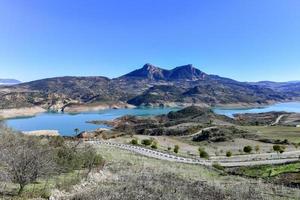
[242,126,300,143]
[66,145,300,200]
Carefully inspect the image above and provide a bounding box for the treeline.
[0,123,104,197]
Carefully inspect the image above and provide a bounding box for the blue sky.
[0,0,300,82]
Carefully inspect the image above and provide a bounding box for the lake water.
[5,107,180,136]
[213,102,300,117]
[5,102,300,136]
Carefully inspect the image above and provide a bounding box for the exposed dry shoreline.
[63,102,136,113]
[0,106,46,120]
[0,100,297,120]
[0,102,136,120]
[23,130,60,136]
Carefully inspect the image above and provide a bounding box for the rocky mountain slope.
[250,81,300,97]
[0,64,297,111]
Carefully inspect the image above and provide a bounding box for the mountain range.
[0,64,299,111]
[0,79,21,85]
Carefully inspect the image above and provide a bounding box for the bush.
[167,147,172,151]
[212,162,224,171]
[174,145,179,154]
[141,139,152,146]
[243,146,252,154]
[130,138,138,145]
[273,145,285,154]
[198,147,209,159]
[150,141,158,149]
[200,150,209,159]
[226,151,232,157]
[255,145,260,153]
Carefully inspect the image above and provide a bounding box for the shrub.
[151,141,158,149]
[212,162,224,170]
[130,138,138,145]
[255,145,260,153]
[273,145,285,154]
[167,147,172,151]
[141,139,152,146]
[243,145,252,154]
[198,147,209,159]
[174,145,179,154]
[226,151,232,157]
[200,150,209,159]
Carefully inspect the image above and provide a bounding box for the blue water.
[5,102,300,136]
[5,107,180,136]
[213,102,300,117]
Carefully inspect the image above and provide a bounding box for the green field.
[235,162,300,178]
[241,126,300,143]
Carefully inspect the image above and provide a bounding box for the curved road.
[180,126,217,138]
[271,114,285,126]
[88,140,300,167]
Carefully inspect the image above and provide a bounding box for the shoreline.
[1,100,299,120]
[23,130,60,136]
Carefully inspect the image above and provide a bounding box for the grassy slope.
[95,145,300,200]
[236,162,300,178]
[242,126,300,143]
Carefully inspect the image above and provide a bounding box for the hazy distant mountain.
[0,64,297,110]
[250,81,300,96]
[0,79,21,85]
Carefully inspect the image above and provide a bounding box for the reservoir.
[5,102,300,136]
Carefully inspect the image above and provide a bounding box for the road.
[88,140,300,167]
[271,114,285,126]
[180,126,217,138]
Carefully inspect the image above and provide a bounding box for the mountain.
[250,81,300,97]
[0,64,297,110]
[0,79,21,85]
[122,64,206,81]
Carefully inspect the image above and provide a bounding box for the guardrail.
[86,139,300,167]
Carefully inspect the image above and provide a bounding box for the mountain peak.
[169,64,206,80]
[142,63,158,70]
[122,63,207,81]
[122,64,166,80]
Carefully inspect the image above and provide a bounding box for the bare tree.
[0,129,56,195]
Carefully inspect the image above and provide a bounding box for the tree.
[243,146,252,154]
[74,128,80,136]
[80,144,104,177]
[0,131,56,195]
[174,145,179,154]
[226,151,232,157]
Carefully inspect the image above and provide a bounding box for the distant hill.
[0,79,21,85]
[0,64,298,110]
[250,81,300,97]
